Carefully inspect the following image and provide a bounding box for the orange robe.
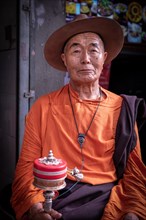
[11,84,146,220]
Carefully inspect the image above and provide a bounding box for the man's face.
[61,32,107,84]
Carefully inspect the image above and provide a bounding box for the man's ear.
[104,51,108,63]
[61,53,67,67]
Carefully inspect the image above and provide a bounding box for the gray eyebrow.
[69,42,99,49]
[69,43,80,49]
[91,43,99,48]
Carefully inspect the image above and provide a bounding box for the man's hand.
[29,209,62,220]
[28,203,62,220]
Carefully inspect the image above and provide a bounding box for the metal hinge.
[22,4,31,12]
[24,90,35,98]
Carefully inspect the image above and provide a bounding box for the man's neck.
[69,81,101,100]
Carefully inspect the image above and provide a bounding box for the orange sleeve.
[10,97,49,220]
[101,125,146,220]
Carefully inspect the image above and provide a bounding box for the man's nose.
[81,51,91,64]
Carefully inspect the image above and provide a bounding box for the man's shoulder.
[32,84,68,108]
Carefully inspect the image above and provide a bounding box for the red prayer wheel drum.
[33,150,67,191]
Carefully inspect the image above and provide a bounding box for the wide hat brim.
[44,16,124,72]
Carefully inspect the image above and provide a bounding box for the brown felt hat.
[44,14,124,72]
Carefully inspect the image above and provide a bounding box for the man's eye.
[73,50,80,53]
[90,49,98,53]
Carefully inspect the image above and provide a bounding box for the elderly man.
[11,15,146,220]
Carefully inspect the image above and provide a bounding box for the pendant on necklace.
[78,133,85,148]
[71,167,84,181]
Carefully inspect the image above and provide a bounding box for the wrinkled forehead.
[63,32,104,52]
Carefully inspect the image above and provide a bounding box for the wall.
[29,0,66,103]
[18,0,66,153]
[0,0,65,218]
[0,0,66,191]
[0,0,17,191]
